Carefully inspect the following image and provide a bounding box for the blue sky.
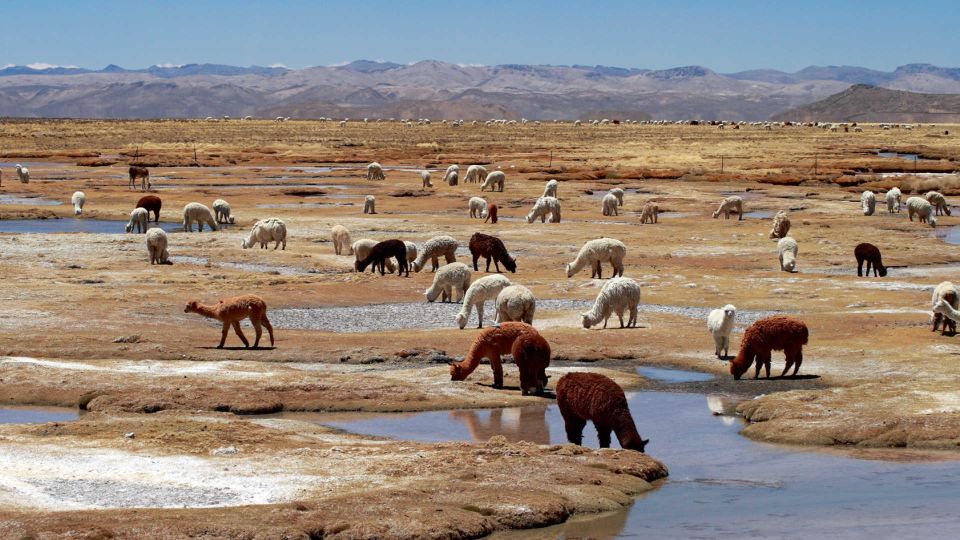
[2,0,958,72]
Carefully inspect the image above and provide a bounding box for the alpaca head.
[623,437,649,453]
[183,300,200,314]
[929,215,938,228]
[712,209,720,219]
[449,362,466,381]
[424,287,440,303]
[580,313,593,329]
[730,354,751,380]
[455,312,468,329]
[565,263,575,278]
[878,265,888,277]
[723,304,736,320]
[503,256,517,273]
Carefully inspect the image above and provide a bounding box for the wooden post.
[814,155,818,175]
[549,150,553,168]
[193,142,198,164]
[721,155,724,174]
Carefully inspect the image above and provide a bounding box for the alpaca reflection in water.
[449,407,551,444]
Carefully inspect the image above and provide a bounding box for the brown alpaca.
[484,204,498,224]
[556,372,648,451]
[469,232,517,273]
[136,195,162,223]
[449,322,540,389]
[354,239,409,277]
[730,315,809,380]
[854,243,887,277]
[129,165,150,190]
[511,332,551,395]
[184,294,275,348]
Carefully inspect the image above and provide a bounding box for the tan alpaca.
[184,294,275,348]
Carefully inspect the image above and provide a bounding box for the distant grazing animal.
[906,196,937,227]
[469,197,488,219]
[212,199,235,224]
[443,165,459,185]
[777,236,798,273]
[354,239,409,276]
[924,191,952,216]
[363,195,376,214]
[366,162,385,181]
[425,262,472,302]
[71,191,85,215]
[861,190,876,216]
[448,322,539,388]
[480,171,505,192]
[931,281,960,335]
[510,332,550,395]
[145,227,170,264]
[464,164,488,184]
[707,304,737,358]
[525,196,561,223]
[128,166,150,190]
[543,179,559,198]
[411,235,458,272]
[768,210,790,239]
[639,202,658,224]
[421,170,432,189]
[730,316,809,380]
[136,195,162,222]
[469,232,516,273]
[581,276,640,329]
[456,274,512,329]
[609,188,624,206]
[495,284,536,324]
[352,238,397,274]
[712,196,743,220]
[184,294,274,349]
[885,187,902,213]
[556,372,648,451]
[484,204,498,223]
[15,164,29,184]
[601,193,619,216]
[242,218,286,250]
[126,207,149,233]
[331,224,353,255]
[854,243,887,277]
[566,237,626,279]
[182,202,218,232]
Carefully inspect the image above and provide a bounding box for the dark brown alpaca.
[511,332,551,395]
[184,294,275,348]
[731,316,809,380]
[854,243,886,277]
[136,195,162,222]
[355,239,409,277]
[449,322,540,389]
[556,372,648,452]
[468,232,516,273]
[484,204,498,224]
[129,166,150,190]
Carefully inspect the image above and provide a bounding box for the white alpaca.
[768,210,791,239]
[543,179,559,198]
[331,225,353,255]
[145,228,170,264]
[443,165,459,185]
[495,284,536,324]
[363,195,376,214]
[15,164,29,184]
[242,218,286,250]
[404,240,417,263]
[464,164,488,184]
[777,236,799,273]
[182,203,218,232]
[640,202,658,224]
[424,262,472,303]
[126,207,149,233]
[566,238,626,278]
[71,191,85,215]
[469,197,488,219]
[707,304,737,358]
[525,196,562,223]
[601,193,619,216]
[609,188,624,206]
[580,277,640,329]
[925,191,952,216]
[421,170,432,189]
[906,197,937,227]
[480,171,505,192]
[455,274,512,329]
[861,190,876,216]
[447,170,459,186]
[352,238,397,273]
[212,199,236,224]
[366,162,385,181]
[411,235,459,272]
[886,187,902,213]
[712,196,743,220]
[931,281,960,333]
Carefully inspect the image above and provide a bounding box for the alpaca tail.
[262,314,275,346]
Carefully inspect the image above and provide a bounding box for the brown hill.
[773,84,960,122]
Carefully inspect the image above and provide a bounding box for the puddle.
[256,202,354,209]
[154,183,352,190]
[171,255,313,276]
[0,195,63,206]
[657,212,693,219]
[637,367,714,383]
[0,219,183,234]
[0,161,65,168]
[0,406,78,424]
[743,211,773,219]
[877,151,919,160]
[936,227,960,245]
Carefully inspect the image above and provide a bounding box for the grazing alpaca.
[768,210,791,239]
[932,295,960,336]
[601,193,619,216]
[136,195,162,222]
[184,294,275,349]
[639,202,658,224]
[511,332,551,395]
[129,166,150,190]
[925,191,952,216]
[71,191,85,215]
[730,316,809,380]
[931,281,960,335]
[566,238,626,279]
[145,227,170,264]
[354,239,409,277]
[448,322,540,388]
[468,232,517,273]
[712,196,743,220]
[15,164,29,184]
[411,235,458,272]
[182,203,218,232]
[331,224,353,255]
[854,243,887,277]
[126,207,149,233]
[484,204,498,224]
[556,372,649,451]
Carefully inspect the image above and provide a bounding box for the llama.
[469,197,488,219]
[242,218,286,249]
[581,277,640,329]
[129,166,150,190]
[363,195,376,214]
[730,316,809,380]
[556,372,648,451]
[511,332,550,395]
[707,304,737,358]
[212,199,235,224]
[777,236,798,273]
[126,207,149,233]
[861,191,877,216]
[931,281,960,335]
[448,321,539,388]
[543,179,559,198]
[352,239,397,274]
[712,196,743,220]
[566,238,626,279]
[601,193,619,216]
[136,195,162,222]
[366,162,385,181]
[906,197,937,227]
[71,191,85,215]
[421,170,432,189]
[354,239,409,277]
[425,262,472,303]
[639,202,658,224]
[768,210,791,239]
[480,171,505,192]
[464,164,488,184]
[182,203,218,232]
[331,225,353,255]
[15,164,29,184]
[495,284,536,324]
[484,204,499,224]
[924,191,952,216]
[456,274,512,329]
[854,243,886,277]
[609,188,625,206]
[411,235,458,272]
[184,294,275,349]
[146,227,170,264]
[468,232,517,273]
[886,187,902,213]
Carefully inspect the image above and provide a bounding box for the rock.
[113,335,140,343]
[212,446,238,456]
[123,432,135,439]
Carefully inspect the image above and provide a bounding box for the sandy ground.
[1,119,960,536]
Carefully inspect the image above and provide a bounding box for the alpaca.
[854,243,887,277]
[242,218,286,249]
[411,235,458,272]
[601,193,619,216]
[352,239,397,274]
[424,262,472,302]
[447,170,459,186]
[906,197,937,227]
[495,284,536,324]
[609,188,625,206]
[777,236,798,273]
[366,162,385,181]
[448,322,539,388]
[421,170,432,189]
[924,191,952,216]
[464,164,488,184]
[71,191,85,215]
[443,164,459,185]
[566,238,626,279]
[861,191,877,216]
[931,281,960,335]
[932,297,960,336]
[639,202,658,224]
[556,372,648,451]
[363,195,376,214]
[886,187,902,213]
[707,304,736,358]
[480,171,505,192]
[469,197,488,219]
[354,239,409,277]
[212,199,236,224]
[526,196,561,223]
[730,316,809,380]
[469,232,517,273]
[404,241,417,264]
[331,225,353,256]
[126,207,149,233]
[184,294,275,349]
[581,277,640,329]
[484,204,499,224]
[136,195,162,222]
[129,166,150,190]
[511,332,550,395]
[146,227,170,264]
[712,196,743,220]
[768,210,791,239]
[543,179,559,198]
[182,203,218,232]
[456,274,512,329]
[15,164,29,184]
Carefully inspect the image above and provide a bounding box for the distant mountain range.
[773,84,960,123]
[1,60,959,121]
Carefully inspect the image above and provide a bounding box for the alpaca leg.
[232,321,250,348]
[857,258,863,277]
[218,322,230,348]
[561,413,586,445]
[473,253,480,271]
[491,353,503,388]
[933,313,942,332]
[476,303,484,329]
[714,334,723,357]
[486,257,492,272]
[792,349,803,376]
[261,315,275,346]
[762,351,772,378]
[251,317,263,348]
[597,425,613,449]
[617,311,625,328]
[722,336,729,358]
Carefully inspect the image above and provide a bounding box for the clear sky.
[2,0,958,72]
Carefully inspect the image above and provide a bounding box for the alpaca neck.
[452,343,486,380]
[193,303,221,320]
[939,302,960,322]
[611,411,644,449]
